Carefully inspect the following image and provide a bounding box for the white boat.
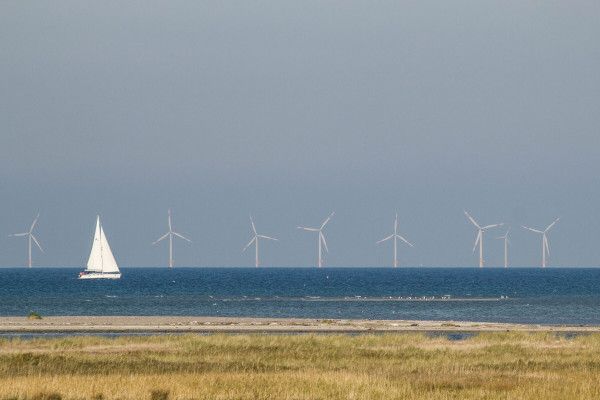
[78,216,121,279]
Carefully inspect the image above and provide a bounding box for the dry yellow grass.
[1,332,600,399]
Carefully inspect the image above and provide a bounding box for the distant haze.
[1,1,599,268]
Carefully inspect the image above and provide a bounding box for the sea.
[1,268,599,326]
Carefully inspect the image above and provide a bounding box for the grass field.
[1,332,600,399]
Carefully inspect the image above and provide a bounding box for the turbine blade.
[394,213,398,233]
[544,234,550,256]
[30,213,40,233]
[152,232,170,245]
[482,222,505,229]
[463,210,481,229]
[320,231,329,253]
[376,234,394,244]
[397,235,414,248]
[242,236,256,252]
[507,238,512,246]
[250,215,257,235]
[168,209,172,232]
[297,226,319,231]
[545,217,561,232]
[521,226,543,234]
[258,235,278,241]
[173,232,193,243]
[9,233,28,237]
[320,212,335,229]
[472,231,481,253]
[31,235,44,252]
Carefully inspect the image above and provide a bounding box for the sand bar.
[0,316,598,334]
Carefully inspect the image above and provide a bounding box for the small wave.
[304,296,506,302]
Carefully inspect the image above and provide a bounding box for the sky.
[1,1,599,268]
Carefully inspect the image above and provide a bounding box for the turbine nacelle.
[298,212,335,268]
[152,209,192,268]
[243,215,278,267]
[521,217,561,268]
[497,229,512,245]
[497,228,511,268]
[376,212,414,268]
[464,210,504,268]
[9,213,43,268]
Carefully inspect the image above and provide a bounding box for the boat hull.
[78,272,121,279]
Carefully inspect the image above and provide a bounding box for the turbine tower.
[497,229,511,268]
[242,215,278,267]
[521,217,561,268]
[464,210,504,268]
[152,209,192,268]
[376,213,414,268]
[9,213,43,268]
[298,212,334,268]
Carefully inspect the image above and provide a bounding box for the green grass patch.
[1,332,600,399]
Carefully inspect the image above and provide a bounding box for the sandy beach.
[1,316,598,334]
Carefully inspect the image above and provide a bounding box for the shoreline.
[1,316,598,334]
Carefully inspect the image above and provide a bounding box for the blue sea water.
[0,268,599,325]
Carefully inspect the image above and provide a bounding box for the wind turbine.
[242,215,278,267]
[521,217,561,268]
[376,213,414,268]
[9,213,44,268]
[497,229,511,268]
[464,210,504,268]
[152,209,192,268]
[298,212,334,268]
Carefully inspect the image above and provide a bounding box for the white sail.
[99,225,119,273]
[84,216,120,275]
[86,217,103,272]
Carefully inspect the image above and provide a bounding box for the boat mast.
[99,217,104,275]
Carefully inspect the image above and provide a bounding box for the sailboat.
[78,216,121,279]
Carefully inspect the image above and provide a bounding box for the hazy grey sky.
[1,1,599,268]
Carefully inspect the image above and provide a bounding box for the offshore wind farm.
[2,209,568,269]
